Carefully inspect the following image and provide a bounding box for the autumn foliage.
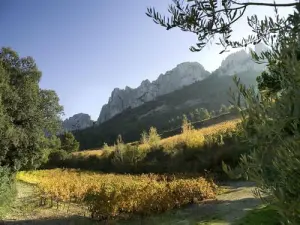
[17,169,217,220]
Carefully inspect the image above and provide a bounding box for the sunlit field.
[73,119,240,157]
[159,118,240,149]
[72,148,104,157]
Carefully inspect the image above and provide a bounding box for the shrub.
[45,150,69,168]
[47,120,243,176]
[140,131,148,145]
[60,132,79,153]
[181,115,193,134]
[224,21,300,224]
[148,127,161,148]
[0,167,16,218]
[111,135,126,167]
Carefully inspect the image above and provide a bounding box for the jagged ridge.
[62,43,267,131]
[98,62,210,123]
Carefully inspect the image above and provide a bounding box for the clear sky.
[0,0,294,120]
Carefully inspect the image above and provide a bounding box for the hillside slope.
[74,71,258,150]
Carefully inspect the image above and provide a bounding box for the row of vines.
[17,169,217,220]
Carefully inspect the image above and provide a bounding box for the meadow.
[17,169,217,221]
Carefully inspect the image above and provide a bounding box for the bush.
[140,127,161,149]
[148,127,161,148]
[45,150,69,168]
[60,132,79,153]
[0,167,16,218]
[224,22,300,224]
[47,120,244,177]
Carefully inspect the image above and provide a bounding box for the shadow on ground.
[1,216,98,225]
[1,181,262,225]
[1,197,262,225]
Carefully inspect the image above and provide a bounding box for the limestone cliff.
[215,44,267,76]
[62,113,94,131]
[98,44,268,124]
[98,62,210,123]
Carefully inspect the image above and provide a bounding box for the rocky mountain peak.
[62,113,94,131]
[97,61,210,123]
[65,43,268,128]
[216,43,267,76]
[254,42,269,55]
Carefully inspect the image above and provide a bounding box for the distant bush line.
[73,71,257,150]
[43,119,247,180]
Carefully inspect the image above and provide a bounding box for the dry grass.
[74,119,240,157]
[160,119,239,148]
[72,149,104,157]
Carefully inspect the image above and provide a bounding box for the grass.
[72,148,104,157]
[2,181,89,222]
[234,205,281,225]
[47,118,244,176]
[0,182,16,219]
[73,119,240,158]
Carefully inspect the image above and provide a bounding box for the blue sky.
[0,0,293,120]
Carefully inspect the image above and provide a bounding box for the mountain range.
[63,44,267,149]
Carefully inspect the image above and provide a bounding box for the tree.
[60,132,79,153]
[36,135,62,168]
[194,108,211,121]
[199,108,211,120]
[148,127,161,148]
[147,2,300,223]
[189,111,195,121]
[140,130,148,144]
[182,114,193,133]
[146,0,300,96]
[146,0,299,52]
[194,108,200,121]
[0,47,64,171]
[219,104,229,114]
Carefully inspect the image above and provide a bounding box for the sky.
[0,0,294,120]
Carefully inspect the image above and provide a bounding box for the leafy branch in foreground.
[146,0,299,53]
[224,8,300,224]
[147,1,300,224]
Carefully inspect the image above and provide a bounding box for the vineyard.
[17,169,217,220]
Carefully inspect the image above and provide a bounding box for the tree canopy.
[0,47,64,171]
[146,0,299,53]
[60,131,79,153]
[147,1,300,223]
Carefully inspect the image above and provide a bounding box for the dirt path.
[1,181,261,225]
[1,182,87,224]
[189,181,262,224]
